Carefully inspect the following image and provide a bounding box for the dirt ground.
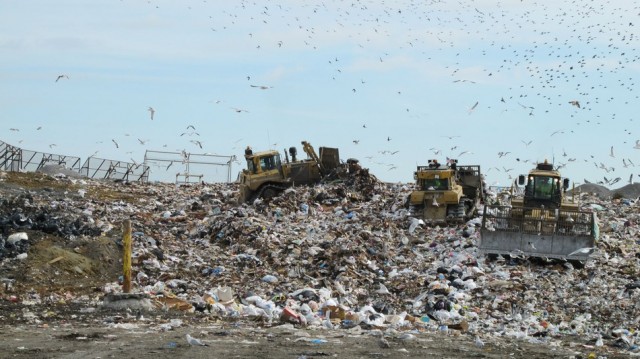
[0,303,631,359]
[0,321,600,359]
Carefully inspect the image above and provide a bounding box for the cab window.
[421,178,449,190]
[260,155,280,171]
[533,176,556,199]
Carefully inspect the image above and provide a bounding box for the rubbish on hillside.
[0,170,640,355]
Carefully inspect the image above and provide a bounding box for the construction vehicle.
[479,160,599,261]
[407,159,484,224]
[238,141,350,203]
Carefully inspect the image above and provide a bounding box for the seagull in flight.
[250,84,273,90]
[468,101,479,114]
[148,107,155,120]
[112,139,119,148]
[517,102,534,110]
[568,100,580,108]
[55,74,69,82]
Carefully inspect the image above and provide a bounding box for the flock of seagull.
[5,1,640,186]
[18,75,639,185]
[194,0,638,186]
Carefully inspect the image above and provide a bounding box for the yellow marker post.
[122,219,132,293]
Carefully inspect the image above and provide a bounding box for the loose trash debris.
[0,170,640,355]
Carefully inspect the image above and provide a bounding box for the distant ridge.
[611,183,640,199]
[571,183,611,199]
[572,182,640,199]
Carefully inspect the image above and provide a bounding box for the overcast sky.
[1,0,638,187]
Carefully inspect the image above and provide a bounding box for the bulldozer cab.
[518,162,570,209]
[419,176,450,191]
[258,153,280,172]
[527,175,560,202]
[245,150,282,175]
[238,150,284,203]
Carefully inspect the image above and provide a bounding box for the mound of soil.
[4,232,122,296]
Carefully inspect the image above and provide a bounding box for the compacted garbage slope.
[0,170,639,358]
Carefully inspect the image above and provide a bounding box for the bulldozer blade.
[479,205,598,261]
[238,185,250,204]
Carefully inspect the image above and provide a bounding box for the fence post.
[122,219,132,293]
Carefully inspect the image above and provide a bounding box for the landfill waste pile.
[1,169,640,357]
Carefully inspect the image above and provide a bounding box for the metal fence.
[1,140,236,184]
[0,140,81,172]
[80,157,150,182]
[143,150,236,184]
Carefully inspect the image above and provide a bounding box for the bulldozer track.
[249,183,290,203]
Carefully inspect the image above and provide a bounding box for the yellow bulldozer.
[237,141,353,203]
[407,159,484,224]
[479,160,598,261]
